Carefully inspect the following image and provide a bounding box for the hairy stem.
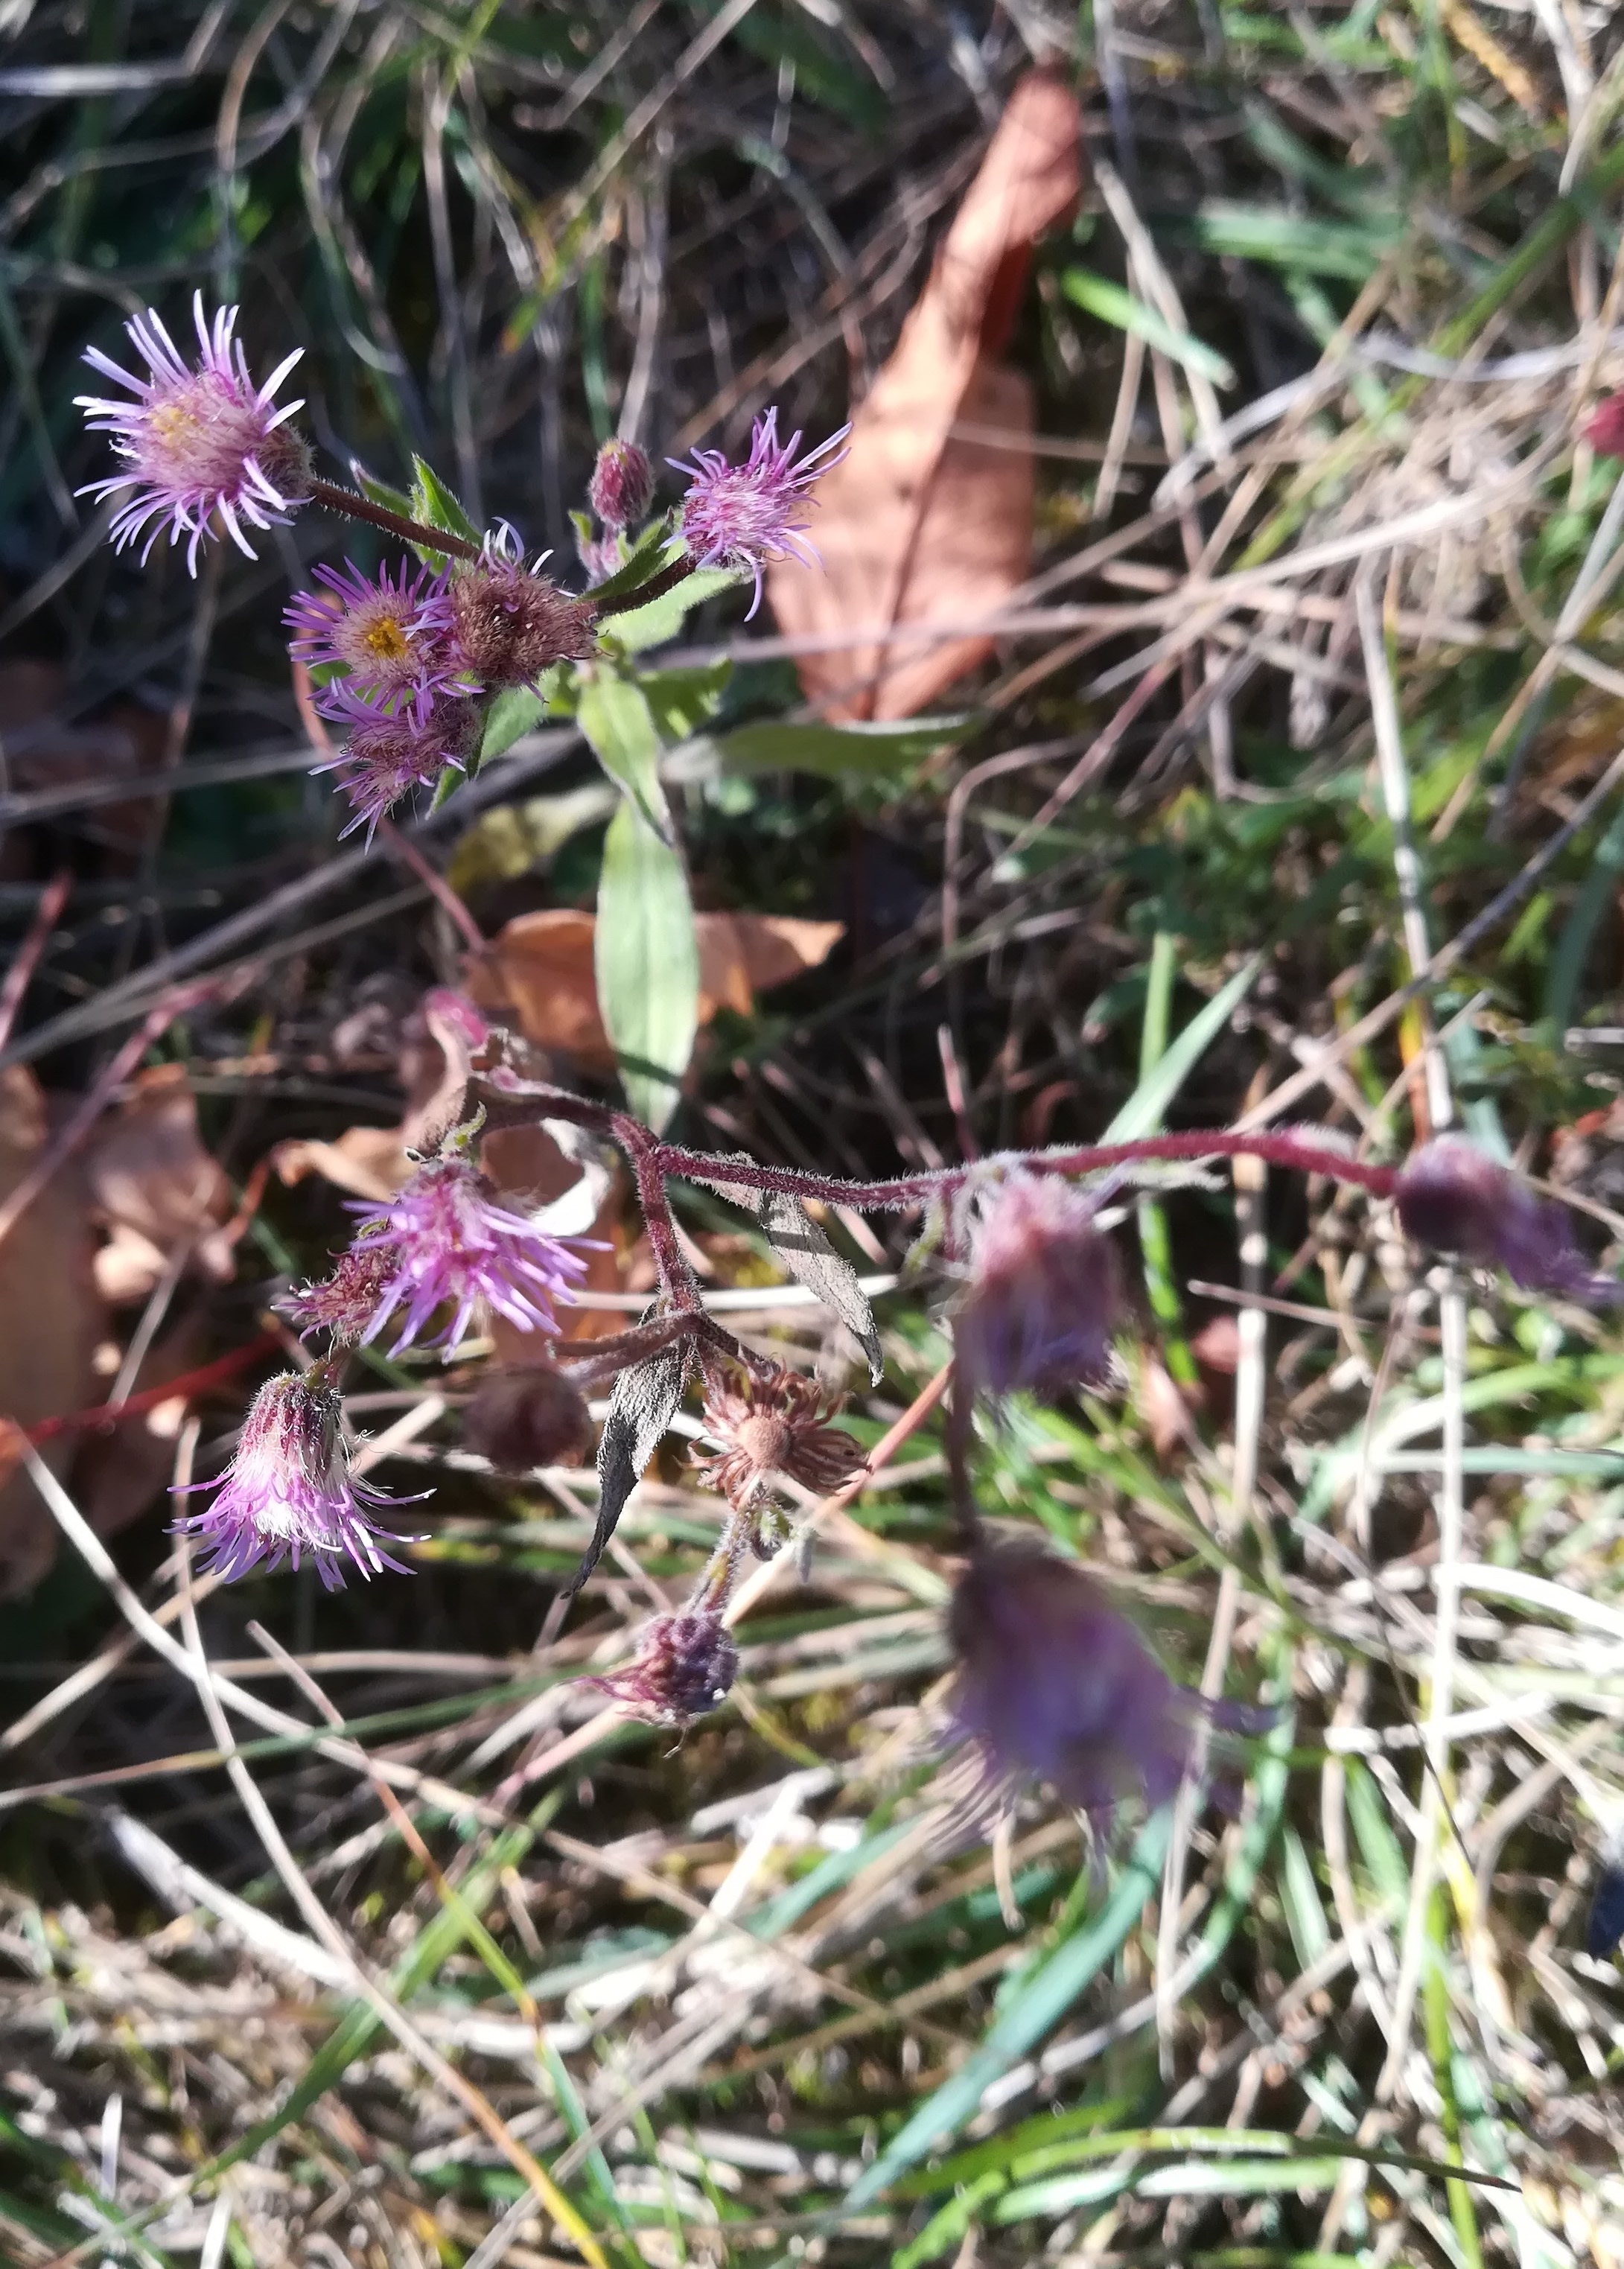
[308,475,482,564]
[593,554,695,619]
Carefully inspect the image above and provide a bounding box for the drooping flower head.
[315,684,480,841]
[954,1171,1123,1400]
[464,1361,591,1471]
[588,438,655,531]
[285,557,458,708]
[77,292,310,573]
[692,1362,864,1527]
[669,407,850,619]
[171,1370,420,1590]
[590,1610,739,1726]
[447,552,599,687]
[1395,1136,1623,1304]
[1585,392,1624,459]
[348,1151,591,1355]
[949,1535,1204,1824]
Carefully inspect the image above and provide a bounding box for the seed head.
[955,1172,1122,1399]
[591,1610,739,1726]
[171,1371,419,1589]
[348,1153,590,1355]
[669,407,850,619]
[285,556,459,708]
[949,1536,1202,1824]
[692,1363,864,1518]
[77,291,310,573]
[1395,1136,1623,1303]
[315,684,480,841]
[588,438,655,530]
[464,1361,591,1471]
[447,556,598,687]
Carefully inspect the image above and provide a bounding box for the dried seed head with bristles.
[692,1363,865,1518]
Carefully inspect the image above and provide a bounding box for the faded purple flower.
[1395,1136,1623,1302]
[949,1536,1202,1823]
[348,1153,590,1355]
[447,555,598,687]
[590,1610,739,1725]
[281,1241,403,1346]
[588,438,655,530]
[669,407,850,619]
[171,1371,419,1590]
[77,292,310,573]
[315,684,479,841]
[285,556,459,709]
[954,1172,1123,1398]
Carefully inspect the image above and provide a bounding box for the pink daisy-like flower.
[315,684,479,841]
[171,1371,421,1590]
[77,291,309,573]
[668,406,850,619]
[348,1153,592,1355]
[284,556,459,709]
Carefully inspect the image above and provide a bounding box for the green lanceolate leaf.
[710,712,975,778]
[578,671,669,833]
[599,565,739,654]
[595,797,699,1130]
[409,453,482,549]
[641,658,733,742]
[585,518,679,605]
[479,666,572,764]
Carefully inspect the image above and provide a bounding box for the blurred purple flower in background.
[1395,1136,1623,1303]
[77,291,309,571]
[954,1172,1123,1398]
[592,1611,739,1725]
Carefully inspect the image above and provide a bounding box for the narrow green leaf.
[578,672,669,833]
[585,518,679,605]
[599,566,739,653]
[596,799,700,1132]
[410,453,481,546]
[1104,955,1262,1142]
[713,713,975,778]
[1060,267,1236,388]
[479,668,572,763]
[352,463,415,520]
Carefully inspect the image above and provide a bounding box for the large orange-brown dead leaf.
[767,70,1081,719]
[469,908,844,1063]
[0,1065,108,1595]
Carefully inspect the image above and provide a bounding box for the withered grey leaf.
[688,1153,884,1385]
[571,1322,690,1596]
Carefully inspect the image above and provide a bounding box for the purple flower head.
[281,1241,403,1346]
[669,407,850,620]
[590,1610,739,1726]
[348,1152,592,1355]
[77,291,310,573]
[588,438,655,530]
[954,1172,1123,1400]
[576,529,623,585]
[171,1371,421,1590]
[315,684,479,841]
[1395,1136,1623,1304]
[448,554,599,687]
[285,556,458,708]
[949,1536,1204,1824]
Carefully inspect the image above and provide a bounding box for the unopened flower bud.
[949,1536,1206,1821]
[1395,1136,1622,1302]
[591,1610,738,1725]
[955,1173,1121,1398]
[464,1361,590,1471]
[588,438,654,530]
[692,1363,864,1515]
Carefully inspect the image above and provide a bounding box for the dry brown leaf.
[273,988,490,1200]
[767,70,1081,719]
[73,1313,208,1540]
[0,1064,108,1597]
[84,1063,235,1305]
[0,658,171,856]
[470,908,844,1060]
